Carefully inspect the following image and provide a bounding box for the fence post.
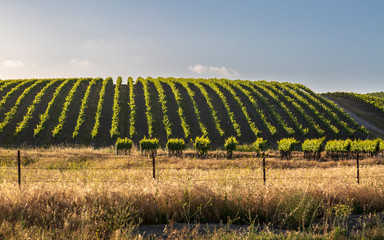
[152,151,156,179]
[262,153,266,185]
[356,153,360,184]
[17,150,21,188]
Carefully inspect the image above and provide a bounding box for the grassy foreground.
[1,147,384,239]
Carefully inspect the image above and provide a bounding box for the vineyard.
[0,77,375,147]
[324,91,384,138]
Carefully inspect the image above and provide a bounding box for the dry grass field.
[1,147,384,239]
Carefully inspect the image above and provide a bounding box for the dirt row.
[0,79,372,148]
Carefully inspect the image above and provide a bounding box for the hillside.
[0,77,370,147]
[323,92,384,138]
[368,91,384,99]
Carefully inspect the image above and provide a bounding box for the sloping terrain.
[0,78,372,147]
[324,93,384,138]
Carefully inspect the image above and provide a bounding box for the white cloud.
[70,59,91,67]
[1,60,24,68]
[188,64,240,78]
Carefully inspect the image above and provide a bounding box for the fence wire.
[1,152,384,184]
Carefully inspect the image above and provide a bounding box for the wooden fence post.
[262,153,266,185]
[357,153,360,184]
[17,150,21,188]
[152,151,156,179]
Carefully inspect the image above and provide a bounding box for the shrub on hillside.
[224,136,238,159]
[115,137,133,155]
[166,138,186,157]
[278,138,299,160]
[194,136,210,157]
[301,137,325,160]
[140,138,159,155]
[253,138,267,156]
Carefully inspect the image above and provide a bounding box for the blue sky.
[0,0,383,93]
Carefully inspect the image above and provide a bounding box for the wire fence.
[1,150,384,186]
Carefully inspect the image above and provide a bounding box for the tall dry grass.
[1,146,384,238]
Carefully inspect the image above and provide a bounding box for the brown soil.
[119,82,130,139]
[199,82,236,139]
[325,95,384,138]
[294,88,353,139]
[35,81,75,146]
[133,81,147,144]
[94,81,114,147]
[316,93,360,128]
[242,84,290,145]
[174,82,202,140]
[75,80,102,145]
[14,81,63,146]
[0,81,21,100]
[233,84,284,144]
[0,82,47,146]
[188,83,223,148]
[161,82,184,139]
[54,80,89,145]
[216,84,255,144]
[148,81,167,146]
[257,84,318,141]
[274,84,337,139]
[0,81,34,121]
[251,85,299,139]
[241,84,279,142]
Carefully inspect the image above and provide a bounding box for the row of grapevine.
[261,82,324,136]
[0,78,375,145]
[0,80,23,95]
[217,79,261,137]
[140,78,154,138]
[165,78,191,139]
[128,77,136,138]
[179,80,208,137]
[298,84,361,130]
[285,83,355,136]
[238,81,282,136]
[327,92,384,113]
[191,81,225,137]
[202,80,241,137]
[276,83,340,136]
[34,79,73,137]
[91,78,111,141]
[0,80,35,111]
[252,82,307,135]
[15,79,60,135]
[72,78,100,139]
[325,139,383,155]
[0,80,45,132]
[110,77,122,139]
[52,79,87,138]
[151,78,172,138]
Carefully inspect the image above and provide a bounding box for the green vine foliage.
[73,78,101,139]
[91,78,112,141]
[34,79,73,137]
[110,77,122,139]
[0,80,45,132]
[165,78,191,139]
[15,79,60,135]
[128,77,136,138]
[52,78,87,138]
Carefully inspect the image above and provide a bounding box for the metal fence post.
[17,150,21,188]
[262,153,266,185]
[152,151,156,179]
[357,153,360,184]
